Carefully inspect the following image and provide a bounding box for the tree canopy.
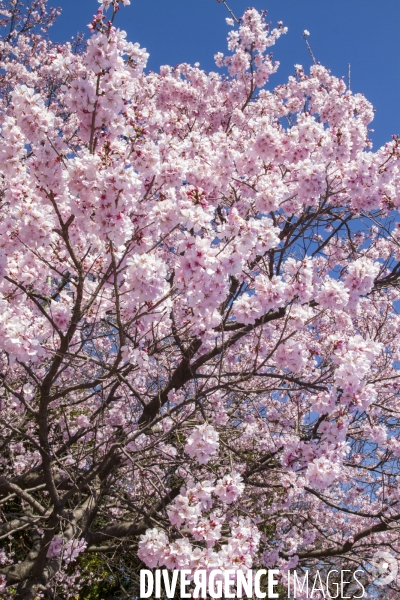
[1,1,400,598]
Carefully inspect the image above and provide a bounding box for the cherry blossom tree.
[1,0,400,597]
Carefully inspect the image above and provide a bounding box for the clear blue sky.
[50,1,400,149]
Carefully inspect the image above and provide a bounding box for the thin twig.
[219,0,239,24]
[303,32,317,65]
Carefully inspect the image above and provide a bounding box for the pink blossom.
[316,278,349,310]
[137,528,169,568]
[214,472,245,504]
[306,456,341,490]
[47,537,63,558]
[63,539,87,564]
[184,424,219,464]
[275,340,309,374]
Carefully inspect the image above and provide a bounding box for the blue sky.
[50,1,400,149]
